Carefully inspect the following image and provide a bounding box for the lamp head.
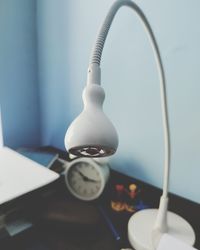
[65,83,118,157]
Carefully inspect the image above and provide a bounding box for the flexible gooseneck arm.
[87,0,171,237]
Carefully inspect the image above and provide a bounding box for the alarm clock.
[64,157,109,201]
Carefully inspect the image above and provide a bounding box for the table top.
[0,147,199,250]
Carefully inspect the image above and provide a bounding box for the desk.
[1,147,199,250]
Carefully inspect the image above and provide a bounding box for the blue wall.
[1,0,199,203]
[0,0,41,148]
[37,0,71,148]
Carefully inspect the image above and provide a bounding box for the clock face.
[66,161,103,200]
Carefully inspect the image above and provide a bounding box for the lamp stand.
[128,209,195,250]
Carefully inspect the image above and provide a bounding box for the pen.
[98,205,121,241]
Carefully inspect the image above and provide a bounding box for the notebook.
[0,147,59,205]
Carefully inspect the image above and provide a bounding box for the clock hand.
[77,170,87,179]
[85,177,100,183]
[76,170,100,183]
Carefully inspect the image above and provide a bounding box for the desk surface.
[1,147,199,250]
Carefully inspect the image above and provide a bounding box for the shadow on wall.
[0,0,40,148]
[110,156,148,183]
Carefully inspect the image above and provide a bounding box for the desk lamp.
[64,0,195,249]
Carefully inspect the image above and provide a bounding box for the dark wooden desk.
[1,147,199,250]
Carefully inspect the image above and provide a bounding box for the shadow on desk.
[2,225,117,250]
[1,194,118,250]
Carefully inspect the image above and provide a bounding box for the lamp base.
[128,209,195,250]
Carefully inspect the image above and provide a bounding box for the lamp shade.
[65,83,118,157]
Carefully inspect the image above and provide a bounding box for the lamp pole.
[88,0,170,240]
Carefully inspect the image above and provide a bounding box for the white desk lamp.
[64,1,195,249]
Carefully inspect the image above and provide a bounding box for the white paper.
[157,234,197,250]
[5,218,33,236]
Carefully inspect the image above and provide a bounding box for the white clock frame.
[64,157,110,201]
